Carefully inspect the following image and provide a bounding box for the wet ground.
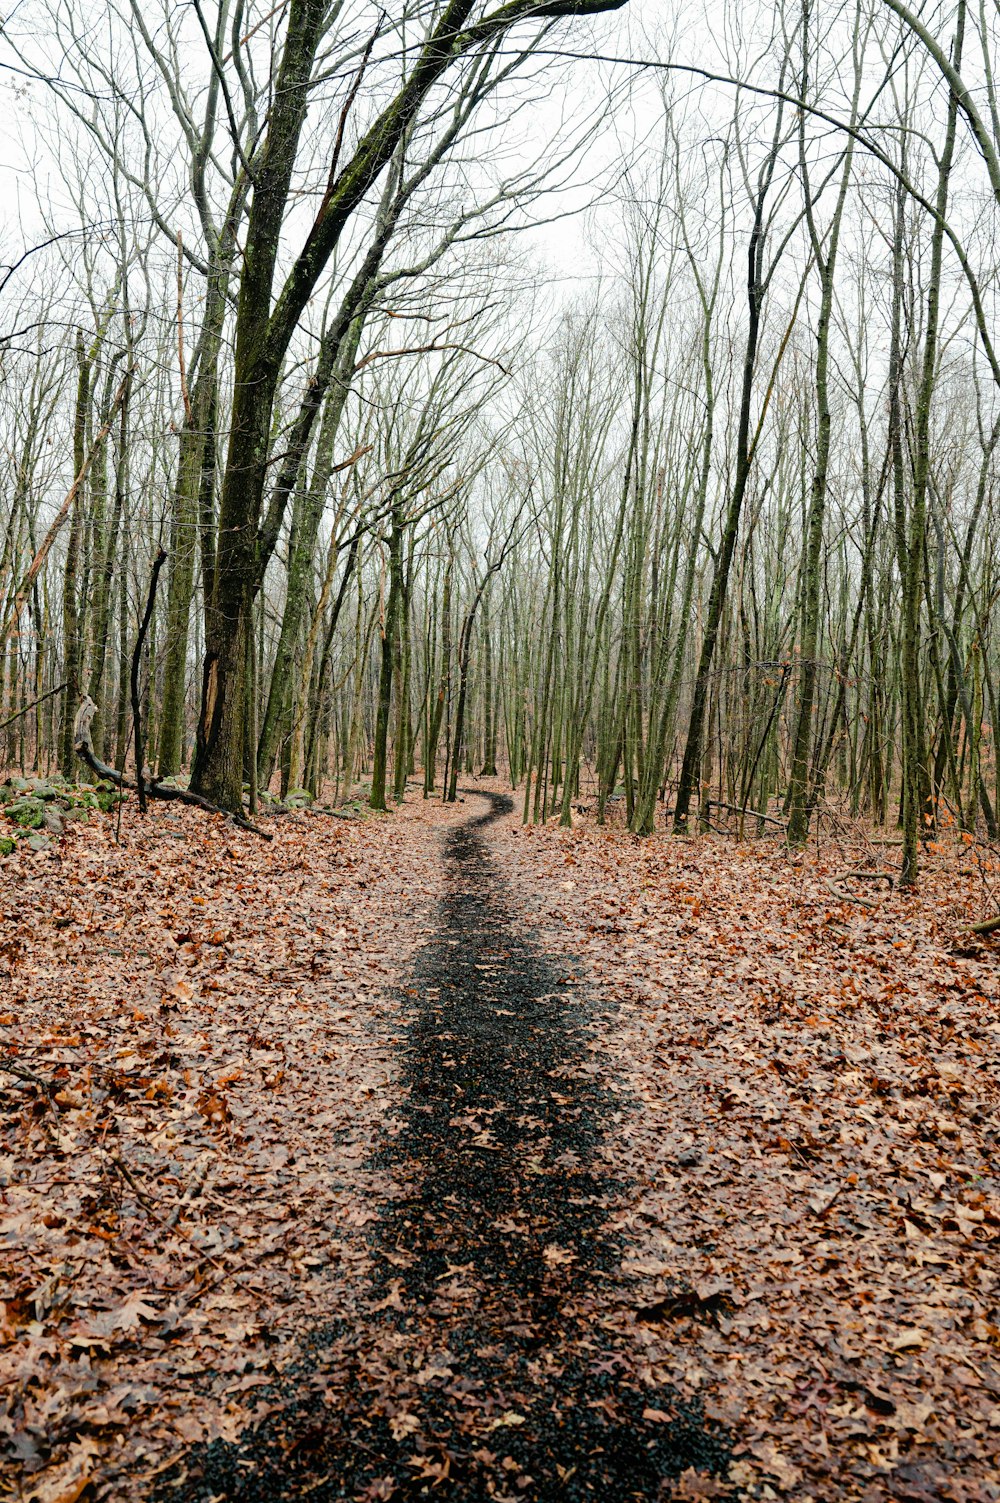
[159,793,729,1500]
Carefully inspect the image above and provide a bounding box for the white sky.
[0,0,685,306]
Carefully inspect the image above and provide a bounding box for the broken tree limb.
[0,682,66,735]
[705,798,788,829]
[0,369,132,652]
[0,1058,54,1095]
[73,697,272,839]
[968,913,1000,936]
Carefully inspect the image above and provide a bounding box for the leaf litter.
[1,786,998,1500]
[510,800,1000,1501]
[1,796,448,1500]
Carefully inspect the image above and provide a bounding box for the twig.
[108,1151,166,1224]
[141,1450,188,1485]
[0,1058,54,1094]
[108,1150,226,1268]
[165,1156,213,1230]
[246,997,274,1051]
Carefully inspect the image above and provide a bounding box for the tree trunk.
[59,333,90,775]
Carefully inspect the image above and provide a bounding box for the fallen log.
[73,697,272,840]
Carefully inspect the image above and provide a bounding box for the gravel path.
[163,793,729,1500]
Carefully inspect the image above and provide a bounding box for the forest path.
[164,792,728,1501]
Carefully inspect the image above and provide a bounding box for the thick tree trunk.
[898,3,963,887]
[159,358,219,776]
[188,0,626,812]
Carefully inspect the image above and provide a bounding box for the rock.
[676,1149,703,1169]
[30,779,64,801]
[5,797,46,829]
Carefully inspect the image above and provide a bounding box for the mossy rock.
[285,788,314,808]
[29,780,65,801]
[0,836,15,856]
[25,831,51,852]
[66,789,98,809]
[88,781,122,813]
[0,778,35,804]
[5,798,46,829]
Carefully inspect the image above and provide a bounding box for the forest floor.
[1,782,999,1501]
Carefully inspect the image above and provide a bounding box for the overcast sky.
[0,0,695,304]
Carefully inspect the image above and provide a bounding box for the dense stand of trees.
[3,0,1000,884]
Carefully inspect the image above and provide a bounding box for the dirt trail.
[164,793,728,1500]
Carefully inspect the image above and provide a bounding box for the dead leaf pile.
[0,796,458,1500]
[503,807,1000,1500]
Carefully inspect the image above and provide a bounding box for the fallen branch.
[967,913,1000,936]
[0,682,66,735]
[73,697,272,839]
[705,798,787,830]
[837,869,895,888]
[822,877,877,909]
[0,369,132,651]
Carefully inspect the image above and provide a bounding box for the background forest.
[2,0,999,886]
